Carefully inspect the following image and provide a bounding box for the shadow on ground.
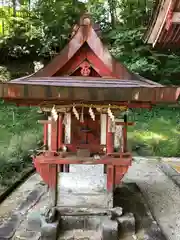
[114,183,166,240]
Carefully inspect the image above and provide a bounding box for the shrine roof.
[0,75,179,105]
[10,75,162,88]
[0,14,179,105]
[144,0,180,48]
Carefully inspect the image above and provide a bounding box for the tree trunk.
[12,0,16,17]
[108,0,116,28]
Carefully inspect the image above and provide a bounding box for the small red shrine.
[0,14,179,209]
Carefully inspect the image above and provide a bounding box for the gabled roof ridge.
[33,14,135,80]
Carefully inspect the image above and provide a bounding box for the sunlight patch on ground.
[132,131,167,142]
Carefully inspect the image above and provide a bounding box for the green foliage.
[0,0,179,86]
[0,101,42,189]
[128,107,180,157]
[0,0,86,60]
[32,0,86,57]
[102,0,180,84]
[0,66,10,81]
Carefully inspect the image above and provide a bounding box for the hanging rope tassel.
[72,105,79,120]
[51,105,58,121]
[89,107,95,121]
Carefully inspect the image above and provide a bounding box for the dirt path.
[125,158,180,240]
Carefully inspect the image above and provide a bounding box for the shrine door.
[71,114,100,153]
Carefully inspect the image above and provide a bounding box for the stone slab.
[56,191,112,208]
[59,165,106,193]
[0,185,45,240]
[117,213,135,237]
[41,220,59,240]
[57,165,113,209]
[61,215,108,231]
[101,219,118,240]
[58,229,101,240]
[159,162,180,188]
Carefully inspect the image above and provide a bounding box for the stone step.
[61,215,108,231]
[56,191,112,209]
[58,229,101,240]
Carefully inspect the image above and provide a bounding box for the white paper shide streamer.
[73,105,79,120]
[51,106,58,121]
[89,107,95,121]
[107,106,115,122]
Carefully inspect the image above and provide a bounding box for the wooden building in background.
[144,0,180,48]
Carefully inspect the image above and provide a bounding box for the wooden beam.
[38,120,52,124]
[148,0,172,45]
[36,156,132,166]
[115,122,134,126]
[172,12,180,23]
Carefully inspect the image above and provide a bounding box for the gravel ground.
[124,158,180,240]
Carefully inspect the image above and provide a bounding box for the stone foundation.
[13,165,117,240]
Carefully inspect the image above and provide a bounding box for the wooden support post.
[107,165,115,192]
[114,166,123,186]
[114,114,129,186]
[60,113,70,173]
[38,120,51,149]
[58,114,63,149]
[106,115,114,190]
[123,113,128,153]
[106,115,114,154]
[50,119,58,208]
[57,114,64,172]
[43,124,48,148]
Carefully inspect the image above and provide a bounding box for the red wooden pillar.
[123,113,128,153]
[58,113,69,173]
[43,124,48,147]
[57,114,64,172]
[51,119,58,152]
[106,116,114,154]
[106,115,114,191]
[107,165,115,192]
[114,164,124,186]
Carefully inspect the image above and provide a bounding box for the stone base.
[58,229,101,240]
[101,219,118,240]
[117,213,135,239]
[13,165,114,240]
[57,165,113,209]
[41,221,59,240]
[13,210,60,240]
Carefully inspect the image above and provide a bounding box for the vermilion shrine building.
[145,0,180,48]
[0,14,179,213]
